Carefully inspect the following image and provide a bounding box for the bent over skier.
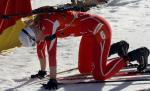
[27,3,150,90]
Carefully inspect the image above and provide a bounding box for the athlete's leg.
[76,13,127,80]
[78,35,97,74]
[76,12,106,75]
[91,17,127,80]
[77,12,103,74]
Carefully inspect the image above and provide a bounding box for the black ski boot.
[31,70,47,79]
[127,47,150,72]
[109,40,129,57]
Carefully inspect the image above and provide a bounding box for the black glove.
[43,79,58,90]
[1,15,10,19]
[45,34,56,41]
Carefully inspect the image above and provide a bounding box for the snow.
[0,0,150,91]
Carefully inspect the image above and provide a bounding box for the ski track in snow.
[0,0,150,91]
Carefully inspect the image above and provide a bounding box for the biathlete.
[23,1,150,90]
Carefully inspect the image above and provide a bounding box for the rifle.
[0,1,107,19]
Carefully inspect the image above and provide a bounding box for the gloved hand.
[43,79,58,90]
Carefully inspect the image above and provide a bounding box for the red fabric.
[78,36,97,74]
[0,0,32,34]
[36,11,127,80]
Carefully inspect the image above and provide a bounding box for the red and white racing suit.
[36,11,127,80]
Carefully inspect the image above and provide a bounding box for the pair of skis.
[40,65,150,89]
[49,64,150,85]
[40,64,150,90]
[57,64,150,75]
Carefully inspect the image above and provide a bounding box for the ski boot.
[31,70,47,79]
[127,47,150,72]
[109,40,129,57]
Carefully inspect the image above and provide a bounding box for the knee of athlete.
[93,75,106,81]
[93,71,107,80]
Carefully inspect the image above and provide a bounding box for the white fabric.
[19,27,36,47]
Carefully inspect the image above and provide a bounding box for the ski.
[32,65,150,85]
[57,64,150,75]
[58,69,150,81]
[31,64,150,84]
[41,72,150,86]
[57,68,78,75]
[42,64,150,82]
[56,70,150,85]
[58,78,150,85]
[124,64,150,69]
[41,70,150,86]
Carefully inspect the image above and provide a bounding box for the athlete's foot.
[31,70,47,79]
[127,47,150,72]
[109,40,129,58]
